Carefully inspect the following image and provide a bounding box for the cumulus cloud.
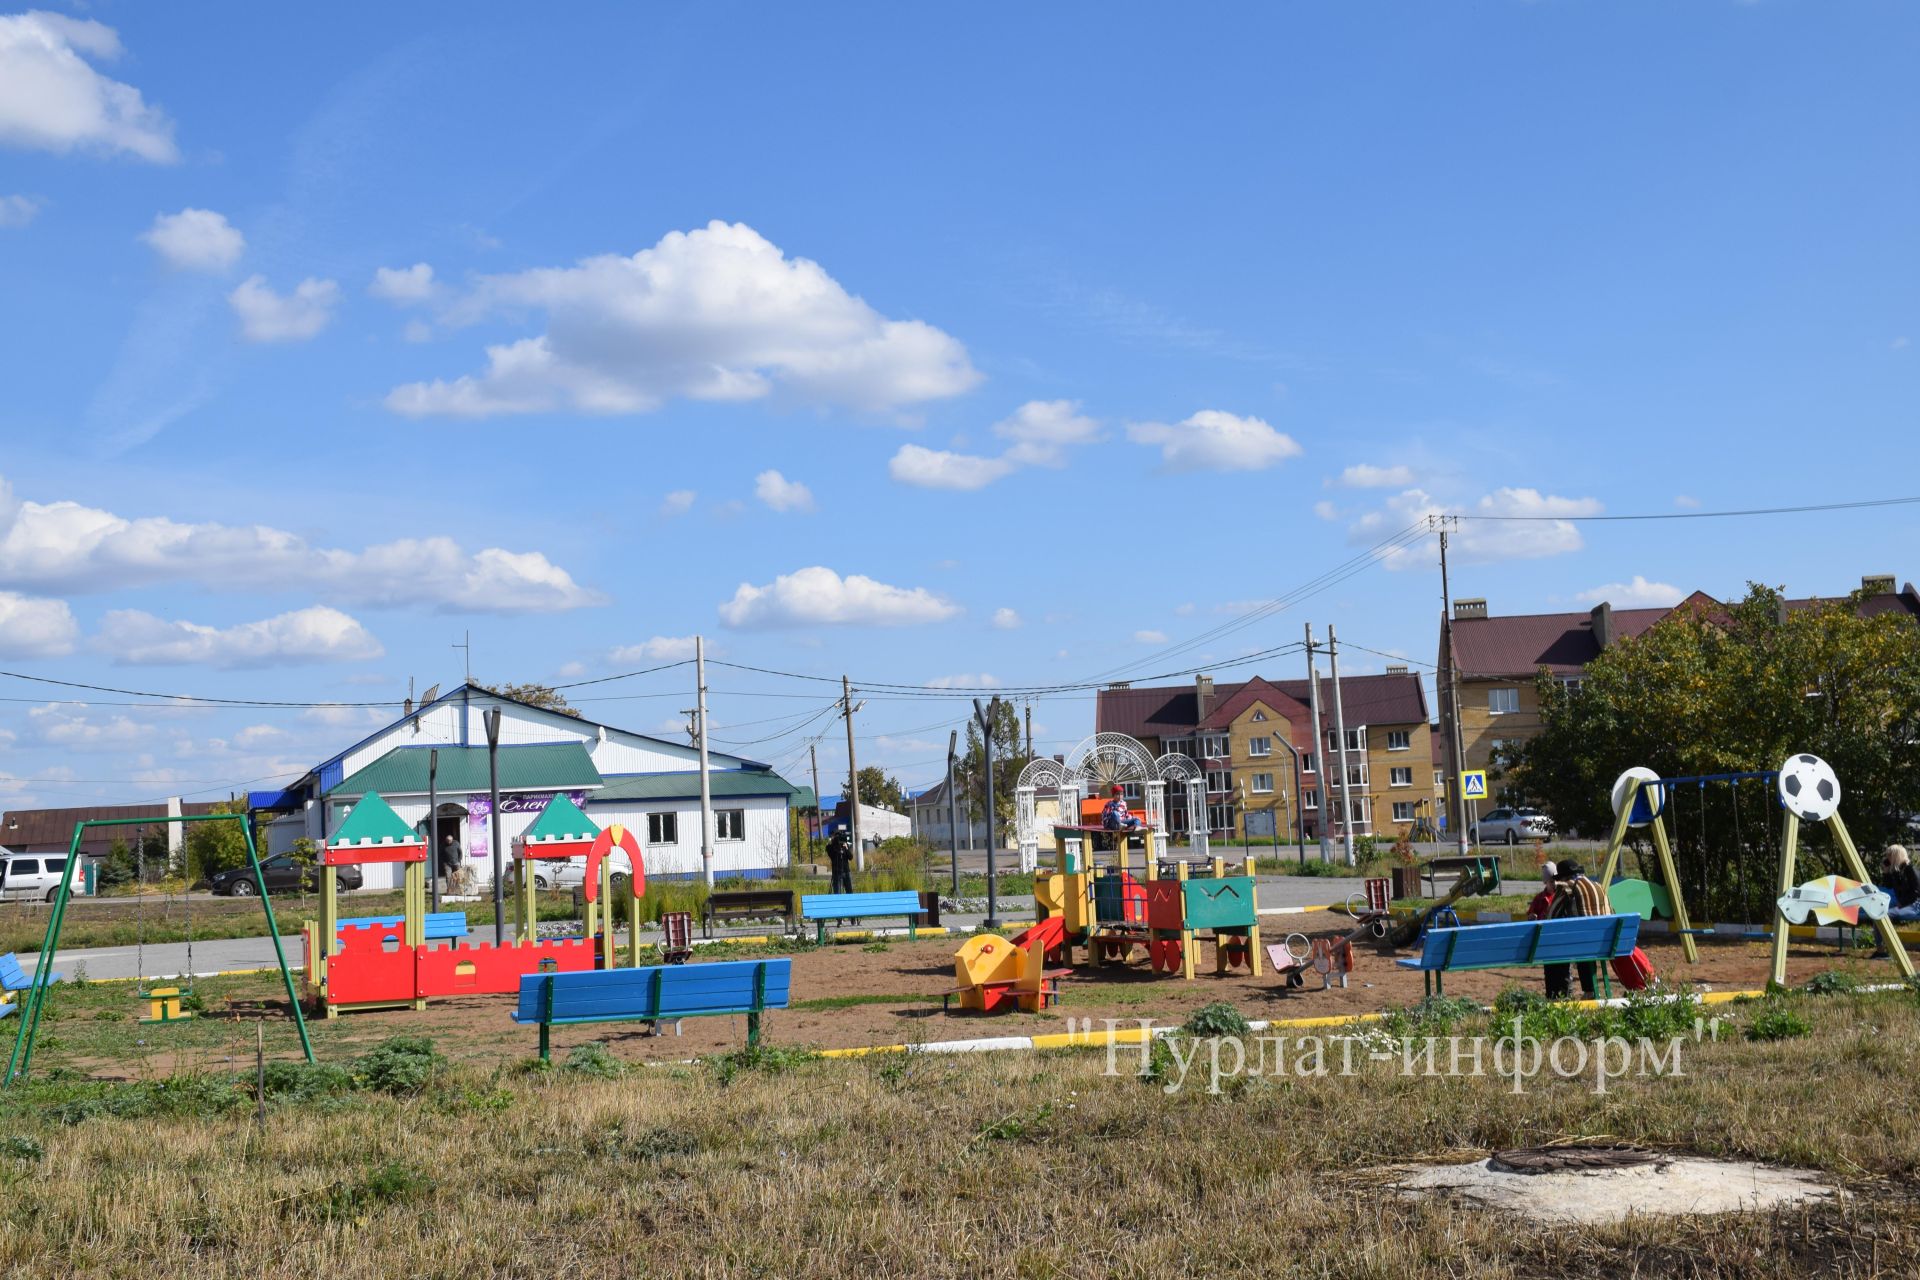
[1574,576,1685,608]
[0,12,177,162]
[1351,486,1604,569]
[609,635,699,663]
[140,208,244,272]
[1331,463,1414,489]
[229,274,339,342]
[369,262,435,303]
[385,221,979,418]
[1313,500,1339,521]
[992,399,1100,467]
[1134,629,1169,644]
[0,590,78,657]
[888,444,1015,491]
[754,469,815,513]
[1675,494,1701,509]
[1127,410,1302,473]
[925,673,1000,689]
[719,566,960,628]
[991,607,1021,630]
[27,704,152,750]
[0,473,602,613]
[95,605,385,667]
[658,489,696,518]
[0,194,40,228]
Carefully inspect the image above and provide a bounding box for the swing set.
[3,812,312,1087]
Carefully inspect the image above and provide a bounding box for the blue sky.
[1,2,1916,808]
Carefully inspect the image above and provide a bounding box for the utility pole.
[809,742,821,853]
[1439,521,1471,854]
[1328,625,1357,867]
[945,730,960,897]
[1304,624,1332,863]
[1024,703,1033,758]
[842,676,864,871]
[484,706,504,944]
[695,636,714,888]
[427,748,440,913]
[975,697,1002,928]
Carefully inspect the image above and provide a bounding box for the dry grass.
[1,980,1919,1276]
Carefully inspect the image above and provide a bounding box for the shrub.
[1747,1007,1812,1042]
[561,1042,627,1079]
[0,1135,44,1162]
[1183,1001,1250,1038]
[353,1036,444,1094]
[705,1043,819,1087]
[310,1161,433,1221]
[1803,971,1860,996]
[259,1061,355,1103]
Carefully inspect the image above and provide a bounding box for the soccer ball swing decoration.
[1597,766,1701,965]
[1768,752,1914,986]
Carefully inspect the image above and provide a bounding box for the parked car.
[0,853,83,903]
[1473,807,1555,846]
[208,853,361,896]
[540,846,634,893]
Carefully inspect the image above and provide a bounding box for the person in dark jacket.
[1881,845,1920,923]
[826,829,855,896]
[1544,860,1609,999]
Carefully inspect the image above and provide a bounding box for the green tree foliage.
[1516,584,1920,917]
[183,801,253,880]
[843,765,907,813]
[961,697,1028,827]
[478,682,581,718]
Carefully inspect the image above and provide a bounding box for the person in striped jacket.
[1544,860,1610,1000]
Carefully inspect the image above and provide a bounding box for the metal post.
[809,743,821,855]
[1328,625,1357,867]
[428,748,440,913]
[696,637,714,888]
[842,676,864,871]
[1304,625,1332,862]
[485,706,505,945]
[946,730,961,897]
[976,697,1002,928]
[1439,522,1471,855]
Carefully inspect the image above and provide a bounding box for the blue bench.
[0,951,62,1019]
[800,891,926,944]
[337,912,471,943]
[1395,914,1642,997]
[512,959,792,1061]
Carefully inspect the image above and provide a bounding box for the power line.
[1454,495,1920,523]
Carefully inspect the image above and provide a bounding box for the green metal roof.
[329,743,604,797]
[521,792,600,844]
[590,770,800,805]
[329,792,421,848]
[792,785,818,810]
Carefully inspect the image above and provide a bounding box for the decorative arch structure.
[1014,757,1068,874]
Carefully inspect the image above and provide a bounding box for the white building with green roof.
[251,683,803,890]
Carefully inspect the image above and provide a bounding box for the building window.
[1199,733,1229,759]
[1387,730,1411,752]
[647,812,679,845]
[1250,710,1267,722]
[1206,803,1236,833]
[1347,797,1372,827]
[1302,789,1319,810]
[1434,770,1446,789]
[1301,751,1317,776]
[1205,769,1232,795]
[1392,801,1416,822]
[716,809,745,841]
[1390,767,1413,788]
[1248,736,1271,757]
[1250,772,1274,794]
[1326,726,1365,752]
[1557,676,1584,694]
[1489,688,1520,715]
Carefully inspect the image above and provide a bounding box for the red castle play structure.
[301,791,645,1016]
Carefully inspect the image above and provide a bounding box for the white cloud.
[0,473,602,613]
[1675,494,1701,509]
[0,590,78,657]
[1574,576,1685,609]
[229,274,339,343]
[94,605,384,668]
[1127,410,1302,473]
[754,470,815,514]
[402,319,433,344]
[28,705,152,750]
[888,444,1015,491]
[1133,629,1169,644]
[0,12,177,162]
[659,489,696,518]
[139,208,244,272]
[385,221,979,418]
[556,661,586,678]
[609,635,698,663]
[369,263,435,304]
[992,399,1100,467]
[1352,486,1604,569]
[1174,602,1196,617]
[991,607,1021,630]
[1331,463,1414,489]
[925,673,1000,689]
[1893,336,1911,351]
[1313,500,1339,521]
[719,566,960,628]
[0,194,40,228]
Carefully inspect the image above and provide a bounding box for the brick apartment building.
[1094,671,1438,844]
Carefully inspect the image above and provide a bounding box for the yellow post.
[1646,818,1699,965]
[1769,812,1800,989]
[628,890,641,969]
[599,857,616,969]
[321,863,339,1019]
[1247,855,1263,977]
[1596,780,1641,887]
[407,860,427,1010]
[1831,814,1916,979]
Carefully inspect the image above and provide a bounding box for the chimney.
[1195,675,1215,720]
[1590,602,1613,651]
[1454,598,1487,620]
[1104,681,1131,690]
[1386,664,1409,676]
[1862,574,1896,596]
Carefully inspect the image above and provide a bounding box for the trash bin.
[918,889,941,928]
[82,860,98,896]
[1390,866,1421,902]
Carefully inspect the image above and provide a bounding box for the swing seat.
[139,985,193,1024]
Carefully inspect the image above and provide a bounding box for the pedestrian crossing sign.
[1459,770,1488,800]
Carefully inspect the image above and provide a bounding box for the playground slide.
[1011,914,1066,961]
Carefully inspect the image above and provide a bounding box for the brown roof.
[1096,673,1429,741]
[1450,584,1920,679]
[1,801,224,851]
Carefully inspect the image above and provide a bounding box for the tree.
[478,682,581,717]
[183,800,252,881]
[961,697,1028,828]
[843,765,907,813]
[1515,584,1920,917]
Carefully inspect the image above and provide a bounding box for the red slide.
[1012,915,1068,965]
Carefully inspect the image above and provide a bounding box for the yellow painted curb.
[825,927,951,943]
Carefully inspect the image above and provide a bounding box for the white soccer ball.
[1609,767,1664,829]
[1777,752,1841,823]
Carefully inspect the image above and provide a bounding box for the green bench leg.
[748,1010,761,1048]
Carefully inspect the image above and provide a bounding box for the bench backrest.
[514,958,792,1022]
[709,889,795,911]
[800,890,922,920]
[0,952,27,990]
[339,911,471,940]
[1416,914,1640,970]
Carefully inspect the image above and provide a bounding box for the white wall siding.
[586,796,790,880]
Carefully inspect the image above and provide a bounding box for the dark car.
[208,853,361,896]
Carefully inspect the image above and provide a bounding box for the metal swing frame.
[4,814,314,1085]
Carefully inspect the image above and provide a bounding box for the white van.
[0,853,83,902]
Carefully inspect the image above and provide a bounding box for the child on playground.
[1544,860,1609,999]
[1526,862,1556,921]
[1101,785,1141,831]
